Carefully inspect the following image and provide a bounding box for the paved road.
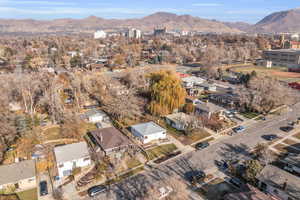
[82,103,300,200]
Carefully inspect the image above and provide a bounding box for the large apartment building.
[262,49,300,71]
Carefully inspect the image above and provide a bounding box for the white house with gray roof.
[130,122,167,144]
[54,142,91,179]
[0,160,36,191]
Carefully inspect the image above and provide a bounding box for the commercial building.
[262,49,300,71]
[125,28,142,39]
[94,30,107,39]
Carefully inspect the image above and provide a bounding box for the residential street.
[82,103,300,200]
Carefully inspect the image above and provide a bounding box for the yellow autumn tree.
[149,70,186,116]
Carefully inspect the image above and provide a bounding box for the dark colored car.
[195,142,209,150]
[185,170,206,185]
[280,126,294,132]
[88,185,107,197]
[232,126,245,133]
[262,134,278,141]
[39,181,48,196]
[229,177,244,188]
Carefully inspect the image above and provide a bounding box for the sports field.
[231,65,300,83]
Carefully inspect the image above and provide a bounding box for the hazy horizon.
[0,0,299,23]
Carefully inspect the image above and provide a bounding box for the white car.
[158,186,173,199]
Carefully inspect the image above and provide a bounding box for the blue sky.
[0,0,299,23]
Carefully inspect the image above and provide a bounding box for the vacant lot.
[231,65,300,82]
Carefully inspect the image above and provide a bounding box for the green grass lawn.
[146,144,178,160]
[240,111,260,119]
[126,158,142,169]
[17,188,38,200]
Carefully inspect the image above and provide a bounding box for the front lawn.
[240,111,260,119]
[17,188,38,200]
[146,144,178,160]
[163,122,211,145]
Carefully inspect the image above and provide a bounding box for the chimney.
[282,179,288,191]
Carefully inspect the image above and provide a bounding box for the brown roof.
[90,127,133,152]
[224,184,280,200]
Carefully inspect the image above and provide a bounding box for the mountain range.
[1,8,300,34]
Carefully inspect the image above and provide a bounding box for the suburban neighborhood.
[1,2,300,200]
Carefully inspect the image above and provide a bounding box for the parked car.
[229,177,244,188]
[280,126,294,132]
[262,134,278,141]
[185,170,206,185]
[88,185,107,197]
[232,126,245,133]
[195,141,209,150]
[39,181,48,196]
[288,121,295,126]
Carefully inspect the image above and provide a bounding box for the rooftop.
[257,165,300,199]
[224,184,280,200]
[264,49,300,53]
[182,76,205,84]
[84,109,107,118]
[196,101,225,113]
[54,142,90,164]
[90,127,133,151]
[0,160,36,185]
[131,121,166,136]
[166,112,192,123]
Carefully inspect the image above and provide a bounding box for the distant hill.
[223,22,253,33]
[0,12,241,34]
[251,8,300,33]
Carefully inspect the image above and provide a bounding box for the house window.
[59,164,64,168]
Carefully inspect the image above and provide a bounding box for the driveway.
[38,172,53,200]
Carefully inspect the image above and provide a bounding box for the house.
[195,101,225,118]
[54,142,91,179]
[83,109,110,124]
[0,160,36,191]
[256,165,300,200]
[89,127,134,156]
[182,76,205,88]
[130,122,167,144]
[186,97,202,105]
[165,112,192,131]
[224,184,280,200]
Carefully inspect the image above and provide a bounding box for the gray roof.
[0,160,36,185]
[131,122,166,136]
[84,109,107,118]
[257,165,300,199]
[54,142,90,164]
[196,101,225,113]
[166,112,191,124]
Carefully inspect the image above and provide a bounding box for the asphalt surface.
[83,103,300,200]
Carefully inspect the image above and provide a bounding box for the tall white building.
[94,30,107,39]
[126,28,142,39]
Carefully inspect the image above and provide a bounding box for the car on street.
[228,177,244,188]
[39,181,48,196]
[280,126,294,132]
[88,185,107,197]
[262,134,278,141]
[185,170,206,185]
[195,141,209,150]
[232,126,245,133]
[288,121,295,126]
